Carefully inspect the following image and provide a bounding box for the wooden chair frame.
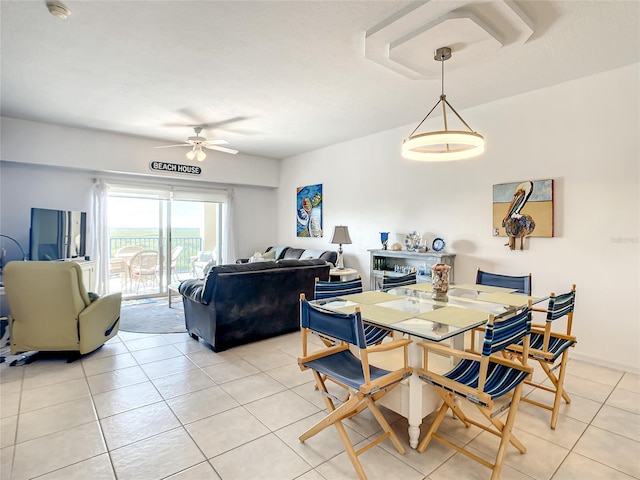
[416,303,533,480]
[298,294,412,480]
[508,285,577,429]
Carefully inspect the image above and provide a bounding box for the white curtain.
[91,179,110,295]
[222,188,236,264]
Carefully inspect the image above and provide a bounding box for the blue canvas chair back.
[300,298,367,349]
[314,277,363,300]
[483,307,532,356]
[382,272,417,291]
[476,269,532,295]
[546,289,576,321]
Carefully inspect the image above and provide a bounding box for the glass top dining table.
[310,282,547,449]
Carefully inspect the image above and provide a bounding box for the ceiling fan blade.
[205,139,229,145]
[154,144,190,149]
[205,145,239,154]
[199,116,248,130]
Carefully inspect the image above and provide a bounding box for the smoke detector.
[46,1,71,19]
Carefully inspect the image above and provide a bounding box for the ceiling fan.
[155,126,238,161]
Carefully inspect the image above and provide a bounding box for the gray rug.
[119,298,187,334]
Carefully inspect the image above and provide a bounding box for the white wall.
[277,64,640,373]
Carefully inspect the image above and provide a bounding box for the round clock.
[432,238,445,252]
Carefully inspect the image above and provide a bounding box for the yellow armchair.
[4,261,121,356]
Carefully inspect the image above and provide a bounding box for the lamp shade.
[330,226,352,245]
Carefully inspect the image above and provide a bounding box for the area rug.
[119,298,187,334]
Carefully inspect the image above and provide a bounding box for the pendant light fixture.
[186,146,206,162]
[402,47,484,161]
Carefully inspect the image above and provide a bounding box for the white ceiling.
[1,1,638,160]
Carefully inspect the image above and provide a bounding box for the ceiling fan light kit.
[46,1,71,19]
[402,47,485,162]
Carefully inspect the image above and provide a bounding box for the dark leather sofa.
[178,259,331,351]
[237,246,338,266]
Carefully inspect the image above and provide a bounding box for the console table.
[368,249,455,291]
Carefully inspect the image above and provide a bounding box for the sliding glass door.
[106,188,223,299]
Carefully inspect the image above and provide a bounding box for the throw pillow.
[249,250,276,262]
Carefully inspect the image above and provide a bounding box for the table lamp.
[330,225,352,269]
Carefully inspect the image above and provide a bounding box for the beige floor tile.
[606,387,640,414]
[296,469,327,480]
[561,373,615,403]
[573,425,640,477]
[171,338,211,355]
[129,344,183,364]
[568,359,625,386]
[591,404,640,441]
[139,355,198,380]
[202,358,260,384]
[210,433,312,480]
[82,340,129,360]
[315,439,424,480]
[165,461,221,479]
[86,365,149,395]
[1,445,14,480]
[219,372,287,404]
[276,411,367,468]
[100,401,181,450]
[166,385,239,425]
[618,372,640,394]
[11,421,107,480]
[238,348,297,372]
[470,427,569,479]
[0,415,17,448]
[553,452,637,479]
[265,362,314,389]
[16,396,97,443]
[120,334,170,352]
[82,352,138,377]
[245,389,320,431]
[36,453,116,479]
[21,361,85,390]
[429,447,535,480]
[0,392,20,418]
[110,427,205,480]
[161,332,192,345]
[508,405,588,449]
[0,365,24,396]
[186,348,240,368]
[152,368,217,399]
[186,406,269,458]
[92,381,163,419]
[521,387,602,425]
[20,377,90,413]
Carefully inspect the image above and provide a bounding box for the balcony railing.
[109,236,203,274]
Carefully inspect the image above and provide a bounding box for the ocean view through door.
[106,192,222,299]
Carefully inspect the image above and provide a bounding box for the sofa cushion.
[301,249,327,260]
[282,248,305,260]
[266,246,290,260]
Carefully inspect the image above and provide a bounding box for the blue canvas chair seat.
[507,285,577,429]
[416,303,533,480]
[381,271,417,291]
[476,268,532,295]
[298,294,412,480]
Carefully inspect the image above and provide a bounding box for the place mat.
[452,283,517,293]
[338,291,400,305]
[417,306,489,328]
[334,303,415,325]
[403,282,433,292]
[475,292,541,306]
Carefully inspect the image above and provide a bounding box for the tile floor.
[1,328,638,480]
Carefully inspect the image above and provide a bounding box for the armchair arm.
[366,338,411,354]
[78,292,122,354]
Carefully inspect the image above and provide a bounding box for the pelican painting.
[502,181,536,250]
[493,179,554,251]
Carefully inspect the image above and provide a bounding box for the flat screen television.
[29,207,87,261]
